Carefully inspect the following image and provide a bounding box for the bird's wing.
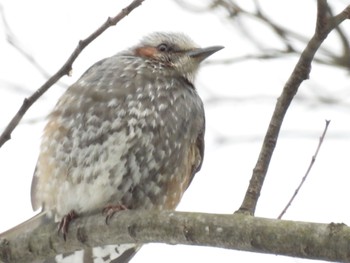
[28,56,143,263]
[30,55,139,213]
[183,129,204,192]
[31,165,40,211]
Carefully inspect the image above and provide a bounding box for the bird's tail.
[53,244,141,263]
[0,210,50,240]
[0,212,140,263]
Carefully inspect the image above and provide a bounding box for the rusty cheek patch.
[134,46,158,58]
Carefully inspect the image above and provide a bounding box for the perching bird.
[2,32,223,262]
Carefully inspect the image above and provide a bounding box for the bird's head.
[132,32,223,83]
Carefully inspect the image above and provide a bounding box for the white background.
[1,0,350,262]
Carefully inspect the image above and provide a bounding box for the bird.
[1,32,223,262]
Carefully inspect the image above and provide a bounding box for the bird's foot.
[58,210,78,241]
[102,204,128,224]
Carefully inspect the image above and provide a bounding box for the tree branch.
[177,1,350,70]
[278,120,331,219]
[0,0,145,148]
[238,2,350,215]
[1,211,350,262]
[0,4,53,81]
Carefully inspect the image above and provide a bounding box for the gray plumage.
[4,32,223,263]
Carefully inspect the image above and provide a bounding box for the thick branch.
[0,211,350,262]
[0,0,145,148]
[238,3,350,215]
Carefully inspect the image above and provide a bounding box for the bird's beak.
[187,46,224,62]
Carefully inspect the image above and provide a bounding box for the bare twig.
[177,1,350,70]
[277,120,331,219]
[0,4,52,80]
[0,0,145,148]
[0,80,33,96]
[172,0,209,12]
[204,48,294,65]
[238,2,350,215]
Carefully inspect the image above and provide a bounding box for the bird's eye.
[157,43,170,52]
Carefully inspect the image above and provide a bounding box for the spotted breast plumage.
[4,32,223,262]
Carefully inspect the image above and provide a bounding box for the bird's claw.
[102,204,128,225]
[58,210,78,241]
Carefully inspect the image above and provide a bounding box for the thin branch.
[0,80,33,96]
[0,4,52,80]
[205,51,350,68]
[0,0,145,148]
[277,120,331,219]
[177,1,350,70]
[326,3,350,68]
[1,210,350,262]
[254,2,294,52]
[204,48,295,65]
[238,3,350,215]
[0,5,68,90]
[172,0,210,12]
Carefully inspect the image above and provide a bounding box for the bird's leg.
[102,204,128,224]
[58,210,78,241]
